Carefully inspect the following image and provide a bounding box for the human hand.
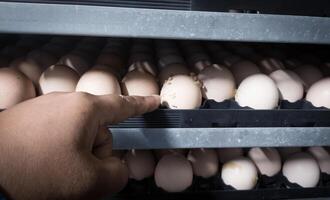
[0,92,160,200]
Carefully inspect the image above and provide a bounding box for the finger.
[97,95,160,124]
[93,126,113,159]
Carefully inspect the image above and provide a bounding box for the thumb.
[97,157,129,193]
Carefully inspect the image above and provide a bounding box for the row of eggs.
[113,146,330,193]
[1,61,329,110]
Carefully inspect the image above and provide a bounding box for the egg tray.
[112,99,330,128]
[113,173,330,200]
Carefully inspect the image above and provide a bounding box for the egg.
[198,64,236,102]
[39,64,80,95]
[282,152,320,188]
[154,154,193,192]
[76,66,121,95]
[158,63,190,85]
[230,60,261,85]
[258,57,285,75]
[235,74,279,109]
[221,157,258,190]
[248,147,281,177]
[308,147,330,175]
[187,148,219,178]
[294,65,323,90]
[124,150,156,181]
[58,54,90,75]
[121,69,159,96]
[278,147,302,160]
[0,68,36,109]
[269,69,304,102]
[217,148,243,163]
[160,75,202,109]
[306,77,330,109]
[154,149,188,160]
[27,49,58,69]
[10,57,42,85]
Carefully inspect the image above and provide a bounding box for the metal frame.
[0,2,330,44]
[110,127,330,149]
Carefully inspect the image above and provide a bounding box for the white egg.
[230,60,261,85]
[283,152,320,188]
[122,69,159,96]
[308,147,330,175]
[258,57,285,75]
[217,148,244,163]
[58,54,90,75]
[269,69,304,102]
[154,154,193,192]
[160,75,202,109]
[306,77,330,109]
[198,64,236,102]
[0,68,36,109]
[10,57,42,85]
[158,63,190,85]
[294,65,323,90]
[235,74,279,109]
[39,64,80,95]
[124,150,156,181]
[248,147,281,177]
[187,148,219,178]
[76,66,121,95]
[221,157,258,190]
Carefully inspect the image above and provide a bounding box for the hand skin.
[0,92,160,200]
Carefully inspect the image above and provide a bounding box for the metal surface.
[110,127,330,149]
[0,2,330,44]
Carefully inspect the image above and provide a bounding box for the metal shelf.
[110,127,330,149]
[0,2,330,44]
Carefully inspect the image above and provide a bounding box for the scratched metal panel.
[0,2,330,44]
[110,127,330,149]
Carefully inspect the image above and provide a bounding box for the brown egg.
[187,148,219,178]
[158,63,190,85]
[160,74,202,109]
[306,77,330,108]
[0,68,36,109]
[122,69,159,96]
[154,154,193,192]
[10,57,42,85]
[76,66,121,95]
[124,150,156,181]
[230,60,261,85]
[198,64,236,102]
[58,54,90,75]
[39,64,80,95]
